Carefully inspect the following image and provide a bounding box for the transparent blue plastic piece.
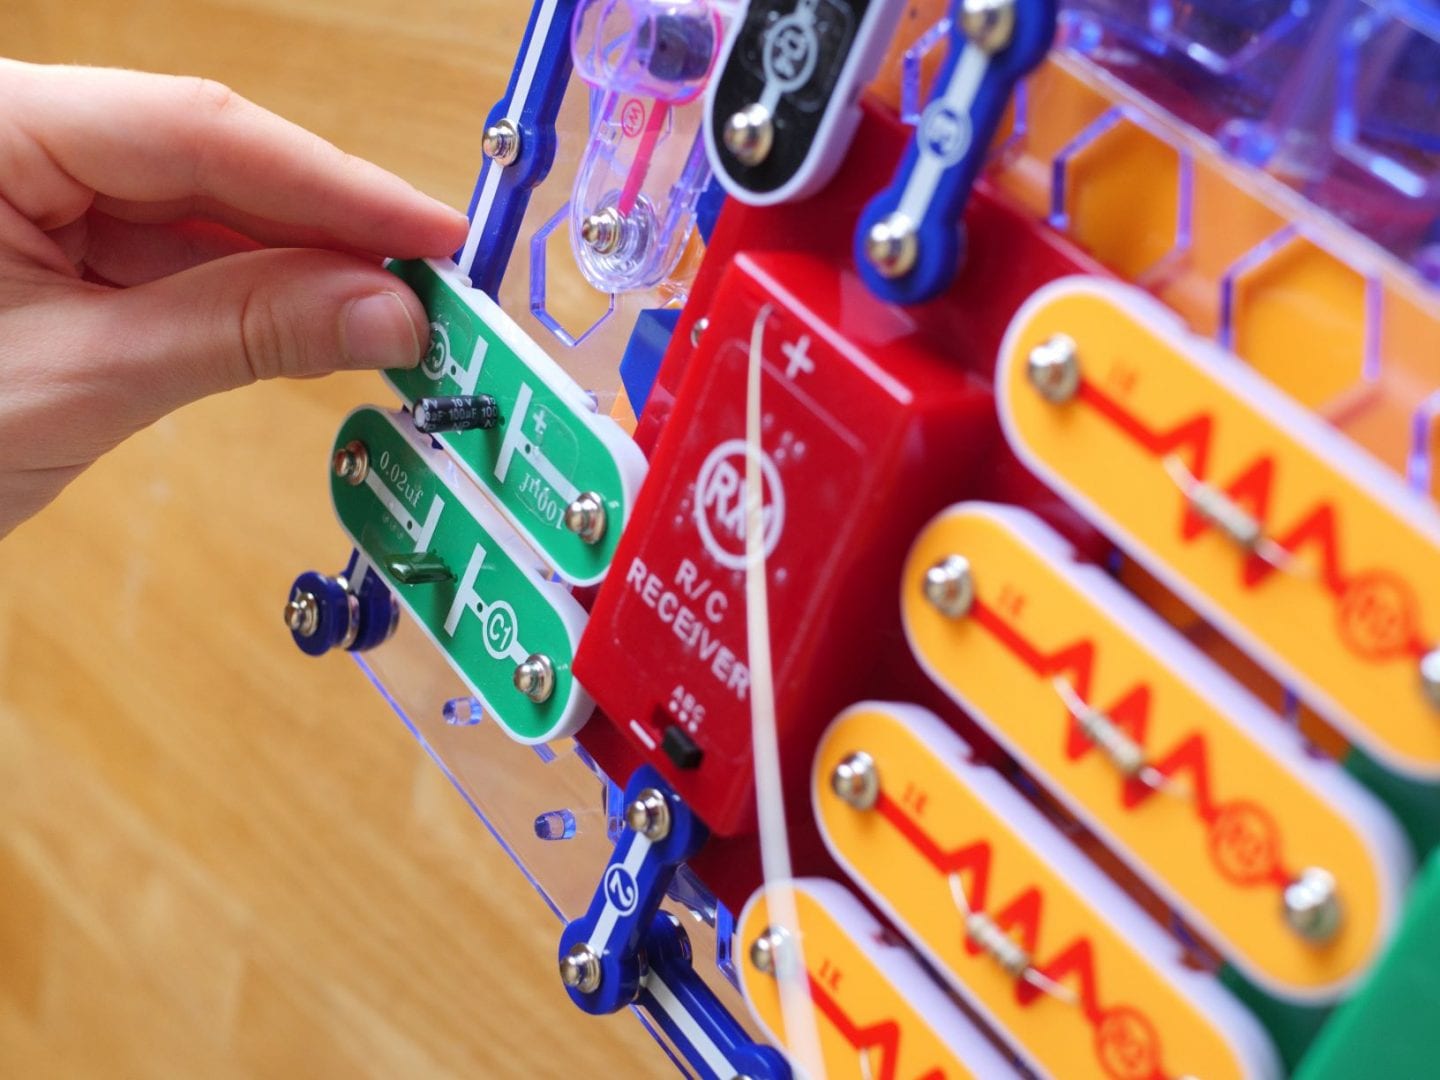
[1058,0,1440,277]
[568,0,725,292]
[350,609,763,1067]
[535,807,580,840]
[442,696,485,726]
[572,0,720,104]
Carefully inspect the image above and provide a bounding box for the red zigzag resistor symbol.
[1075,378,1429,661]
[876,790,1109,1026]
[807,975,935,1080]
[869,788,1184,1079]
[966,596,1295,891]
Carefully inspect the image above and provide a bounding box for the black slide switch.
[662,724,704,770]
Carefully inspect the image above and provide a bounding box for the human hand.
[0,60,469,537]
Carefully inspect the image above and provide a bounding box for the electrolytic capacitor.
[413,394,501,433]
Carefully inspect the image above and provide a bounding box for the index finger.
[2,60,469,257]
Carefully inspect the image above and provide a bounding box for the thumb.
[93,246,427,425]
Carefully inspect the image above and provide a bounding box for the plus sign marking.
[782,333,814,380]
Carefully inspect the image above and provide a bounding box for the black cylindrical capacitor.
[413,394,500,433]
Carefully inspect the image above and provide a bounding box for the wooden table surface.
[0,2,661,1075]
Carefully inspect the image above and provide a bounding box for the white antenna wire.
[745,304,826,1078]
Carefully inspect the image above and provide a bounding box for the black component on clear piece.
[641,9,718,82]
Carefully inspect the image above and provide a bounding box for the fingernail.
[342,291,422,370]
